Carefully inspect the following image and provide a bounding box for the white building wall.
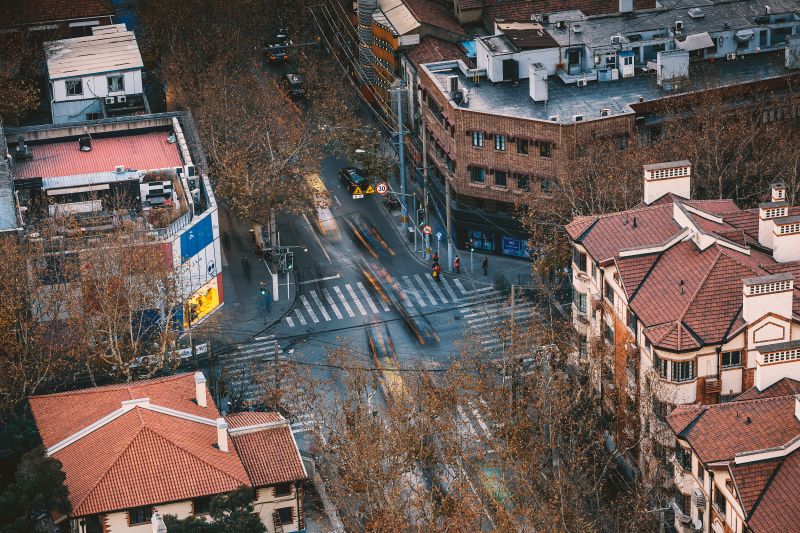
[104,500,194,532]
[254,485,302,533]
[52,70,143,102]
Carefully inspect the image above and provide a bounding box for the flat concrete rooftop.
[424,52,791,124]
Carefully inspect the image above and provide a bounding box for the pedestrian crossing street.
[458,290,537,353]
[222,335,289,404]
[285,275,493,328]
[457,397,496,449]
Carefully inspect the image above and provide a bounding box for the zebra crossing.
[458,290,538,353]
[284,274,495,328]
[457,397,496,448]
[221,335,288,404]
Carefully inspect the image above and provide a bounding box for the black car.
[266,28,291,62]
[282,73,305,98]
[338,167,368,193]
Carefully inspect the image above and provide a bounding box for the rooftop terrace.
[424,51,791,124]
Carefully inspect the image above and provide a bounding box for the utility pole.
[446,178,454,272]
[390,83,408,233]
[273,342,280,410]
[420,95,430,259]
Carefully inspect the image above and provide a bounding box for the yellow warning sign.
[365,184,376,194]
[353,186,364,195]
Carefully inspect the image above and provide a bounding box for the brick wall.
[419,72,634,205]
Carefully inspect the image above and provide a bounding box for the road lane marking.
[401,276,426,308]
[333,286,355,317]
[299,274,341,285]
[255,335,276,341]
[302,213,332,262]
[322,288,344,319]
[441,277,459,302]
[469,401,492,437]
[285,316,295,327]
[293,308,307,325]
[456,404,479,438]
[413,274,437,305]
[309,290,331,321]
[345,283,367,316]
[425,274,448,304]
[300,295,320,323]
[333,195,342,207]
[361,281,390,312]
[356,282,380,314]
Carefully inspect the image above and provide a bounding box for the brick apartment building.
[566,160,800,480]
[415,1,800,257]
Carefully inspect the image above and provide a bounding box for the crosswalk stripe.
[333,286,355,317]
[413,274,438,305]
[322,288,344,319]
[285,315,295,327]
[300,295,320,323]
[363,281,390,312]
[454,279,468,294]
[441,276,459,302]
[402,276,426,307]
[345,283,368,316]
[470,401,492,438]
[426,273,449,304]
[456,404,479,438]
[294,308,307,325]
[356,282,380,314]
[309,290,331,321]
[255,335,275,341]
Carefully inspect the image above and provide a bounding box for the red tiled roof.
[667,404,703,435]
[29,374,305,517]
[667,395,800,464]
[730,457,782,517]
[571,193,796,352]
[737,378,800,401]
[747,450,800,533]
[404,0,465,36]
[226,411,283,428]
[11,132,184,179]
[0,0,113,28]
[230,423,307,487]
[407,37,466,69]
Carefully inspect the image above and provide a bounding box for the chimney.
[642,161,691,205]
[742,273,794,324]
[619,0,633,13]
[529,62,548,102]
[796,395,800,421]
[772,215,800,262]
[194,371,207,407]
[216,418,228,452]
[771,182,787,202]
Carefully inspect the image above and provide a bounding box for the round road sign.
[436,231,442,241]
[376,182,388,195]
[423,225,433,235]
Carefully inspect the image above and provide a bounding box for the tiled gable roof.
[667,395,800,464]
[230,425,307,487]
[616,253,660,299]
[747,450,800,533]
[737,378,800,401]
[730,457,783,517]
[29,373,305,517]
[404,0,465,36]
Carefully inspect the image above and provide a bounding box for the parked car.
[266,29,291,62]
[282,73,305,99]
[338,167,368,193]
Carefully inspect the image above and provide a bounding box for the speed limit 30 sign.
[375,182,388,195]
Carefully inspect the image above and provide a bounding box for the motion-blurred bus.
[306,173,340,241]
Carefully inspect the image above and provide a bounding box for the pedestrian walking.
[453,255,460,274]
[241,257,251,277]
[432,252,439,264]
[482,257,488,276]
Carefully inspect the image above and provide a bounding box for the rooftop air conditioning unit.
[687,8,705,19]
[572,23,583,34]
[116,95,127,103]
[577,78,588,87]
[104,97,115,105]
[611,35,622,45]
[727,52,737,60]
[573,114,584,122]
[675,20,684,33]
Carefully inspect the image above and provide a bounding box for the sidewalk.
[195,204,297,347]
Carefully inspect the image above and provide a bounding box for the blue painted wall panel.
[180,215,213,262]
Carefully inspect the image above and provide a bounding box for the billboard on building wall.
[180,215,213,262]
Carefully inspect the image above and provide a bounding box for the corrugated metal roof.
[45,25,143,79]
[11,132,183,179]
[42,170,141,190]
[379,0,421,35]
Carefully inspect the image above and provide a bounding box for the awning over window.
[675,32,714,51]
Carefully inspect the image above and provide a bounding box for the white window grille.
[747,280,793,295]
[778,223,800,234]
[762,348,800,364]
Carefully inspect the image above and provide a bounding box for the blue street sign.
[436,231,442,241]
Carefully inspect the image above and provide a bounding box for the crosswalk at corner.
[221,335,288,404]
[290,412,317,435]
[458,290,537,353]
[284,274,496,328]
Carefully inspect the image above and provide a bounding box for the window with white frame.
[471,131,484,147]
[107,75,124,92]
[653,353,667,378]
[494,134,506,151]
